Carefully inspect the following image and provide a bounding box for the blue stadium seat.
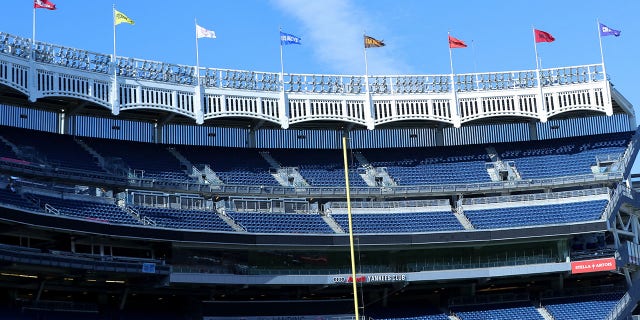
[464,199,608,229]
[543,292,623,320]
[332,210,464,233]
[226,210,335,234]
[29,194,141,225]
[134,206,234,231]
[452,302,543,320]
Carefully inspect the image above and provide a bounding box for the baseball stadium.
[0,3,638,320]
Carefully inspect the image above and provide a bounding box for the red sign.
[571,258,616,274]
[346,276,366,283]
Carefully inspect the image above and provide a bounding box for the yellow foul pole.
[342,134,360,319]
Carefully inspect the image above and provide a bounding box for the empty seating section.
[0,126,102,171]
[452,303,543,320]
[85,138,191,182]
[496,131,632,179]
[0,126,633,186]
[30,194,140,225]
[0,133,18,159]
[363,145,491,185]
[464,199,608,229]
[332,210,464,233]
[174,145,278,185]
[0,187,41,211]
[268,148,368,187]
[226,210,335,233]
[543,293,623,320]
[134,206,234,231]
[367,306,450,320]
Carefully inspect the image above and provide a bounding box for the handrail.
[44,203,59,215]
[462,187,610,206]
[0,31,605,95]
[0,156,624,199]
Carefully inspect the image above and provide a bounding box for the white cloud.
[272,0,408,75]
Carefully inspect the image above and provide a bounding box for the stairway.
[198,164,224,185]
[166,147,193,171]
[354,152,397,187]
[321,213,344,233]
[453,206,475,230]
[74,138,106,171]
[273,167,310,187]
[352,151,370,167]
[259,151,281,168]
[216,209,245,232]
[536,305,555,320]
[0,135,22,157]
[166,147,222,184]
[123,205,156,226]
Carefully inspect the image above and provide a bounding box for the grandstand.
[0,29,639,320]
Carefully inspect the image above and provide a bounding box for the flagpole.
[32,4,36,59]
[195,18,201,87]
[363,34,370,96]
[596,19,607,82]
[279,27,285,92]
[533,27,546,122]
[448,32,459,125]
[448,33,454,75]
[112,4,118,109]
[533,27,541,70]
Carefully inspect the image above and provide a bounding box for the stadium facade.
[0,30,639,319]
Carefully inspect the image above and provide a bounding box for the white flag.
[196,24,216,39]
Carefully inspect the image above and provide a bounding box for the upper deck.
[0,31,622,129]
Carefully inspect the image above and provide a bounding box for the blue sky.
[2,1,640,165]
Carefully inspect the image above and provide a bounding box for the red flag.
[534,29,554,43]
[34,0,56,10]
[448,35,467,48]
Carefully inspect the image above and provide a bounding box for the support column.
[111,79,119,115]
[604,82,614,116]
[194,85,204,124]
[536,69,547,123]
[364,93,375,130]
[28,60,38,102]
[111,55,120,115]
[435,126,445,146]
[247,127,256,148]
[279,90,290,129]
[36,280,45,301]
[119,287,129,311]
[450,75,461,128]
[528,120,539,140]
[58,110,66,135]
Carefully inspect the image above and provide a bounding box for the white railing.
[0,31,615,128]
[327,198,449,209]
[462,187,610,206]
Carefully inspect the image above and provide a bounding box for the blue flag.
[280,31,302,45]
[599,23,621,37]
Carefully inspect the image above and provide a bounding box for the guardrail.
[462,187,610,205]
[0,31,615,128]
[0,157,624,199]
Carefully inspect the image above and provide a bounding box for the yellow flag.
[114,9,135,25]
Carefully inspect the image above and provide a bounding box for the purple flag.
[599,23,621,37]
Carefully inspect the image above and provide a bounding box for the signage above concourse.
[571,257,616,274]
[332,274,407,284]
